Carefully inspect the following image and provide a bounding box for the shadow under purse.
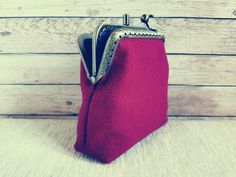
[74,14,169,163]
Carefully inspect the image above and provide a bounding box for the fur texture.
[0,118,235,177]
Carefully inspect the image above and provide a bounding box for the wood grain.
[0,2,235,119]
[0,85,235,116]
[168,86,236,116]
[168,55,236,85]
[0,0,236,18]
[0,18,236,54]
[0,85,82,115]
[0,54,235,85]
[0,54,80,84]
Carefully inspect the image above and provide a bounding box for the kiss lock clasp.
[140,14,157,32]
[122,14,157,32]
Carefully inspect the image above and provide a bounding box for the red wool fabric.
[74,38,169,163]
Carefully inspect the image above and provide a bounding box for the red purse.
[74,14,169,163]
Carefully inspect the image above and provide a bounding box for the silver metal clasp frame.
[79,13,163,85]
[124,13,157,32]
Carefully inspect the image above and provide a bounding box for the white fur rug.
[0,118,235,177]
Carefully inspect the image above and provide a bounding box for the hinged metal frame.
[78,14,165,84]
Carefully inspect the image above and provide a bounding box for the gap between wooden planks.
[0,0,236,18]
[0,115,235,120]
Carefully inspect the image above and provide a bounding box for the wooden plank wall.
[0,0,235,119]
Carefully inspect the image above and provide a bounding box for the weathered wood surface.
[0,85,235,116]
[0,54,235,85]
[0,54,80,84]
[0,18,236,54]
[0,0,236,18]
[0,1,236,119]
[0,85,81,115]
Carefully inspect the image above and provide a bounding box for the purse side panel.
[84,38,169,163]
